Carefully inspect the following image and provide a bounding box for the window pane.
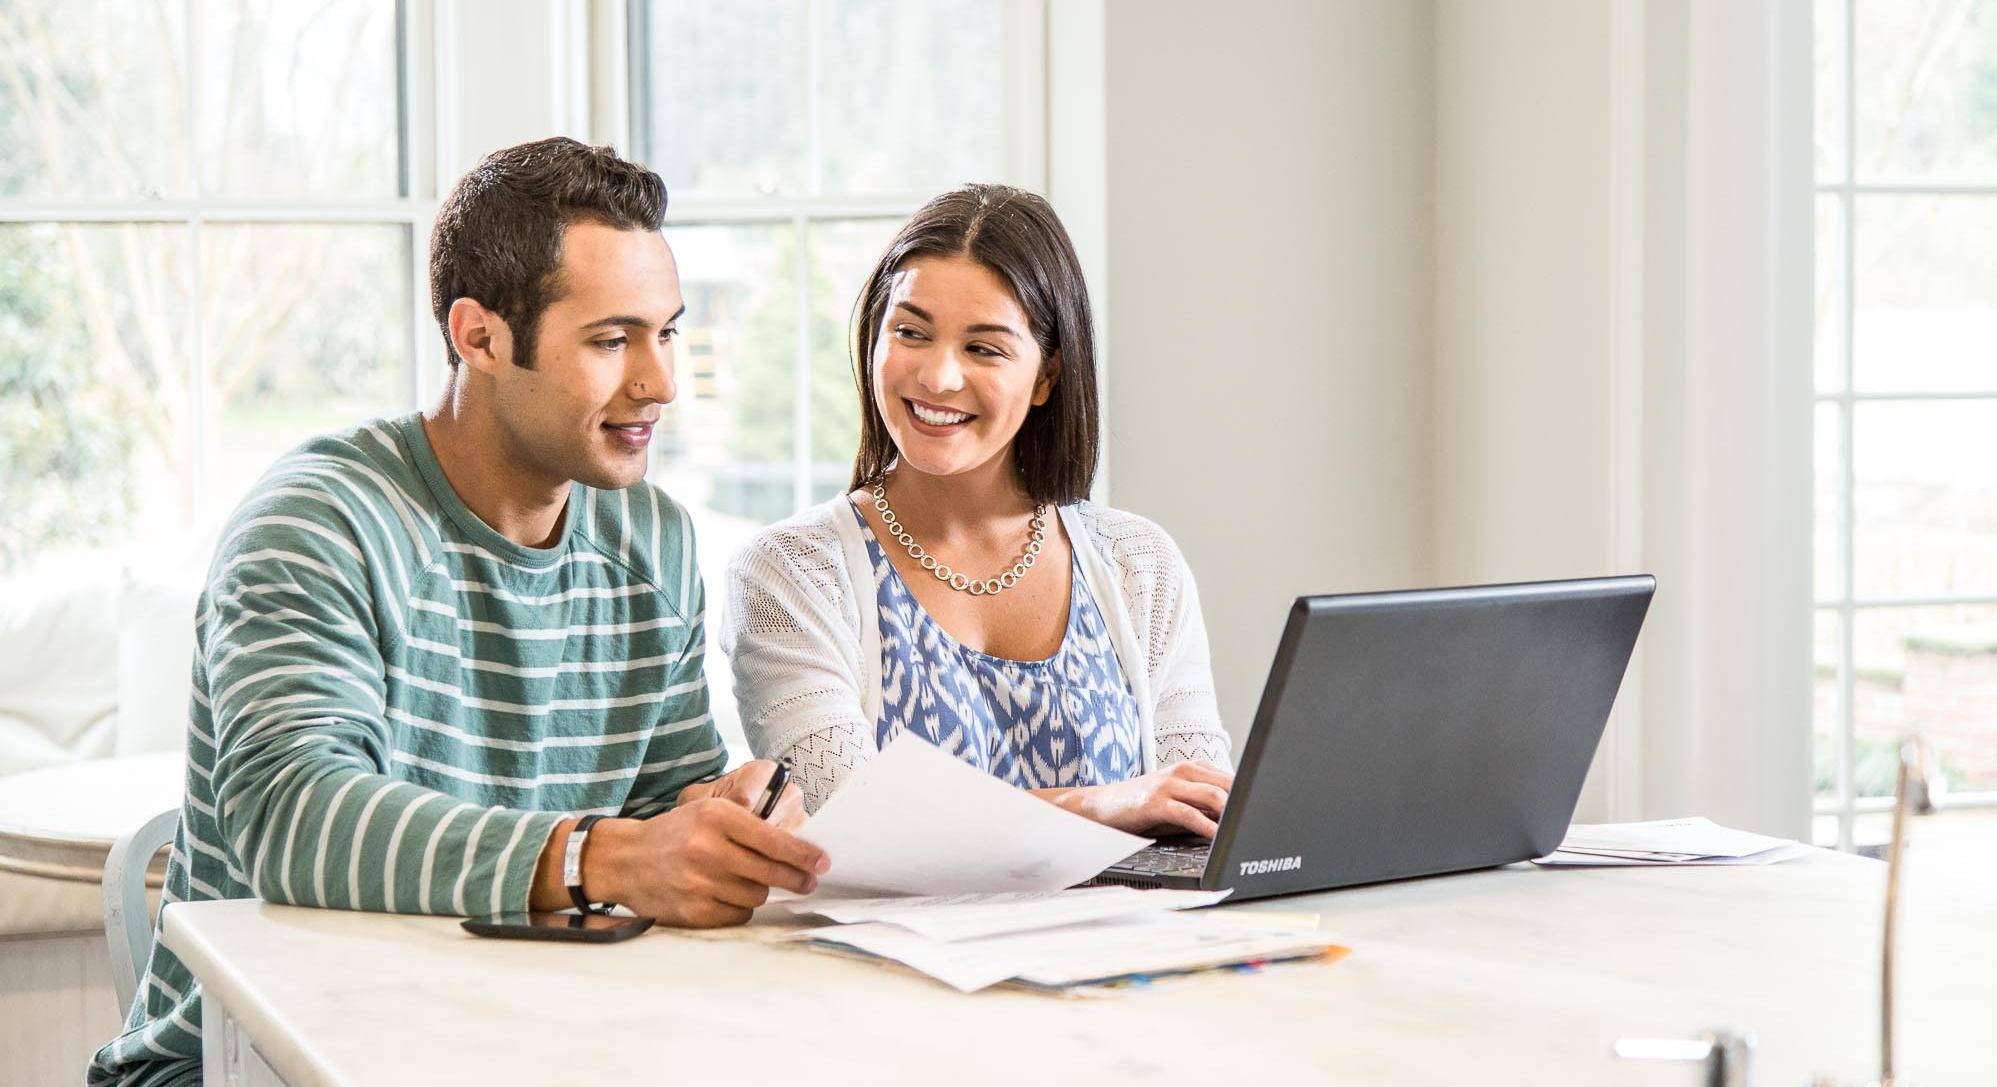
[653,223,795,540]
[1814,608,1845,805]
[1854,0,1997,182]
[819,0,1004,195]
[1815,400,1843,601]
[0,1,189,199]
[193,1,402,200]
[639,1,808,199]
[0,223,192,571]
[1852,195,1997,393]
[1815,0,1847,182]
[201,225,409,513]
[807,218,899,502]
[1852,400,1997,598]
[1851,604,1997,797]
[1815,194,1845,394]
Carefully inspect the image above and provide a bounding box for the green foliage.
[0,227,132,571]
[714,233,861,521]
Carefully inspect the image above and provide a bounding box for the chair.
[101,809,179,1015]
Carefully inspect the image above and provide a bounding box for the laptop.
[1094,574,1655,900]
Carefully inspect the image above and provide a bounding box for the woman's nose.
[916,348,966,393]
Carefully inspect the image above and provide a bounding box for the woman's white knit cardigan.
[720,497,1235,810]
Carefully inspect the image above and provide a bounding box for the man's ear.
[448,297,515,374]
[1031,349,1061,407]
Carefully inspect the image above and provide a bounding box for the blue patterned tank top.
[854,504,1144,788]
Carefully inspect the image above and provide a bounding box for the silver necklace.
[870,479,1046,597]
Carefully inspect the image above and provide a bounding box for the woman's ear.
[1031,349,1061,407]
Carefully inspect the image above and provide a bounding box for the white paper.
[795,734,1151,896]
[811,912,1340,993]
[1557,817,1797,860]
[1533,842,1812,867]
[798,887,1231,942]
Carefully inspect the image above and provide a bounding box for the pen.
[753,760,791,820]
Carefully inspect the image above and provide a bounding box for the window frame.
[0,0,437,531]
[617,0,1048,517]
[1814,0,1997,850]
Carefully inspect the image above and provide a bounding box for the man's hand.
[1033,760,1233,838]
[676,759,805,830]
[581,801,828,927]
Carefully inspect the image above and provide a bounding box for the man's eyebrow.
[579,304,687,332]
[893,302,1018,339]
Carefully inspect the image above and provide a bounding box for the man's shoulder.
[216,416,424,569]
[245,416,418,509]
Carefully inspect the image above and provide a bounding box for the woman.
[720,184,1232,838]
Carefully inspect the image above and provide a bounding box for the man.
[90,137,828,1086]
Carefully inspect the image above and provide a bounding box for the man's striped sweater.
[90,413,723,1086]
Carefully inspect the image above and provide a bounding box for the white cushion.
[0,553,121,775]
[114,548,207,758]
[0,752,182,935]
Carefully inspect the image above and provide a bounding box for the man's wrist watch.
[563,814,611,914]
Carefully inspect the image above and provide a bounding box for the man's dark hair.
[428,137,667,369]
[848,183,1099,506]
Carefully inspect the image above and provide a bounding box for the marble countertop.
[161,849,1997,1086]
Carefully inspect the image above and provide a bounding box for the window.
[0,0,425,574]
[625,0,1042,585]
[1814,0,1997,849]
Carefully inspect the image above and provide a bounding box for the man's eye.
[595,337,628,351]
[660,327,678,342]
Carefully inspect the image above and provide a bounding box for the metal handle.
[1615,1030,1754,1087]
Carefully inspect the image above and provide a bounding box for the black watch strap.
[565,814,610,914]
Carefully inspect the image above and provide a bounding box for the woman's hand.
[1034,760,1234,837]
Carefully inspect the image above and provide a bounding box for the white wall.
[1434,1,1615,587]
[1432,1,1634,822]
[1429,0,1813,834]
[1090,0,1811,836]
[1095,0,1437,748]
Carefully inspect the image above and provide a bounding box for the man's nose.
[629,336,676,403]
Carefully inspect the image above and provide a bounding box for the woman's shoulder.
[1066,500,1190,574]
[729,495,861,580]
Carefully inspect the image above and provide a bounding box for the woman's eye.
[968,342,1005,359]
[894,325,927,342]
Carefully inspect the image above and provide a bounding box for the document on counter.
[808,912,1346,994]
[781,886,1231,942]
[793,734,1151,896]
[1533,816,1809,866]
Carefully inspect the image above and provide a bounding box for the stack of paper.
[774,887,1344,993]
[1534,817,1811,867]
[762,736,1345,991]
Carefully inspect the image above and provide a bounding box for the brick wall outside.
[1816,644,1997,793]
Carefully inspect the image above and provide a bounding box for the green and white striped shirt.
[91,413,723,1087]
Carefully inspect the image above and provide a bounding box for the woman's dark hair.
[428,137,667,369]
[848,183,1099,506]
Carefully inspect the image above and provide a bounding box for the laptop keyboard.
[1117,838,1212,877]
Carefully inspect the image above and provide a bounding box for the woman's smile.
[905,397,977,434]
